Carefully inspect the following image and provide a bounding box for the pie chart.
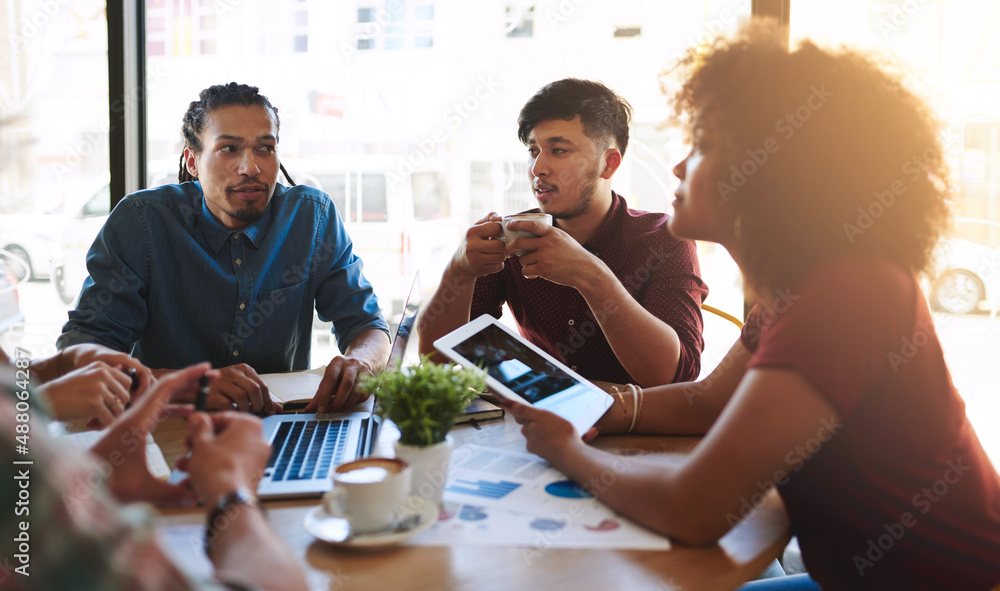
[544,480,592,499]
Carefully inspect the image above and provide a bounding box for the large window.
[0,0,109,359]
[792,0,1000,466]
[133,0,753,366]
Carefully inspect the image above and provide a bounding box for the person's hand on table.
[305,355,378,413]
[497,397,592,463]
[169,363,277,415]
[88,364,204,507]
[178,407,271,503]
[38,361,132,429]
[59,343,155,397]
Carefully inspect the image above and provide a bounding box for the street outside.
[4,279,999,469]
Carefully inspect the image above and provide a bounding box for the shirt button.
[236,258,242,265]
[234,233,241,241]
[568,319,575,326]
[239,303,246,310]
[571,366,577,371]
[233,350,239,357]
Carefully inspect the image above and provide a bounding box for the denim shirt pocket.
[257,278,311,365]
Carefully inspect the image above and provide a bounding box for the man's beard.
[551,169,600,221]
[230,206,265,224]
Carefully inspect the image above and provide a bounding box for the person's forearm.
[416,262,479,360]
[574,264,682,387]
[623,339,750,436]
[550,440,696,541]
[209,505,308,591]
[27,351,65,383]
[344,328,391,371]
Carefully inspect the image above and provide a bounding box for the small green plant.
[361,356,486,447]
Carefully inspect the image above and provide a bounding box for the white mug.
[323,457,412,534]
[497,213,553,256]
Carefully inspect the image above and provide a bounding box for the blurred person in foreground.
[0,363,307,590]
[500,21,1000,591]
[0,343,153,428]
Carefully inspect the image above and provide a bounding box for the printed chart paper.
[409,444,671,550]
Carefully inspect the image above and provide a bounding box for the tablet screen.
[450,322,593,409]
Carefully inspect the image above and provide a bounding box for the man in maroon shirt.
[418,78,707,386]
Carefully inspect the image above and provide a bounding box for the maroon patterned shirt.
[471,193,708,385]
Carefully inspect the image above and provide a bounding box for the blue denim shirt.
[57,182,389,372]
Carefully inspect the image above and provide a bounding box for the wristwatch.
[204,486,265,557]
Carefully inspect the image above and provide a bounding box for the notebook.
[255,274,422,499]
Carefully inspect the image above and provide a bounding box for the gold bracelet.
[626,384,640,433]
[611,386,628,422]
[635,385,644,433]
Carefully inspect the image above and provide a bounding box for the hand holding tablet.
[433,315,613,434]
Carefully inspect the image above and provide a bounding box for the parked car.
[0,214,63,282]
[930,237,1000,315]
[0,255,25,334]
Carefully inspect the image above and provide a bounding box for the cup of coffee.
[323,457,411,534]
[498,213,553,256]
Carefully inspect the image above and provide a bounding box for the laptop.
[255,274,422,499]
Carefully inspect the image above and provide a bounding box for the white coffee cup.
[498,213,553,256]
[323,457,412,534]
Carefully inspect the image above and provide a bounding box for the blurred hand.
[89,364,207,507]
[39,361,131,429]
[169,363,277,415]
[60,344,155,397]
[180,410,271,503]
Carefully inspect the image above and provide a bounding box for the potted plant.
[360,357,486,506]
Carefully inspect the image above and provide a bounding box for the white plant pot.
[393,434,454,507]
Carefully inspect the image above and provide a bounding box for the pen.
[126,367,139,392]
[196,374,210,411]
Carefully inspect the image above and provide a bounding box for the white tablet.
[434,314,613,434]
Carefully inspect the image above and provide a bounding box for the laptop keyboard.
[266,419,349,481]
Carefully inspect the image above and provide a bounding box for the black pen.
[196,374,210,411]
[126,367,139,392]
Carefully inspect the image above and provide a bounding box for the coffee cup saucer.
[304,495,438,551]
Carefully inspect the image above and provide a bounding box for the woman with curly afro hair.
[498,19,1000,591]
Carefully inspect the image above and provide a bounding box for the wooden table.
[154,412,790,591]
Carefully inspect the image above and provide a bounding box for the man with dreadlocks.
[58,82,390,414]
